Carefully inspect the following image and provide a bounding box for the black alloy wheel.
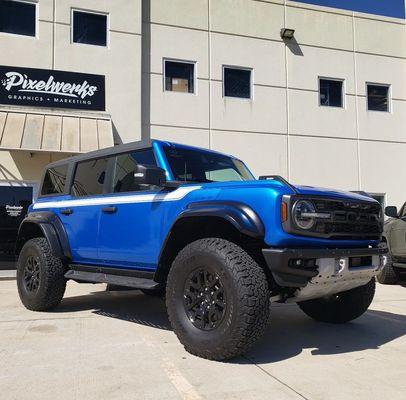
[184,268,226,331]
[23,255,41,292]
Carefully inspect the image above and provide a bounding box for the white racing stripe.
[32,186,202,209]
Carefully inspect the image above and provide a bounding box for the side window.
[164,60,195,94]
[41,165,69,196]
[71,158,109,197]
[367,84,390,112]
[0,0,36,37]
[319,78,343,107]
[72,10,108,47]
[112,149,158,193]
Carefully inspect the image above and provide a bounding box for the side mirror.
[134,165,167,187]
[385,206,399,218]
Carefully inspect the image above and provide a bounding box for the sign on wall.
[0,65,105,111]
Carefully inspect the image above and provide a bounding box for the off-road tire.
[166,238,270,361]
[298,279,375,324]
[376,256,398,285]
[17,238,66,311]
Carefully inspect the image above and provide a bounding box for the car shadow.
[54,288,406,363]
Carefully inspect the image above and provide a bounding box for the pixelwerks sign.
[0,65,105,111]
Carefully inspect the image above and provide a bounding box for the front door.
[98,149,163,271]
[0,184,33,264]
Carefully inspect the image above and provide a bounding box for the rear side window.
[71,158,109,197]
[112,149,158,193]
[41,165,69,196]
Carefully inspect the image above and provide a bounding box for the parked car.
[378,204,406,284]
[15,140,387,360]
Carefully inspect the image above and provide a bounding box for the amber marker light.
[281,202,288,223]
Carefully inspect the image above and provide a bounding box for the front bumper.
[262,247,388,289]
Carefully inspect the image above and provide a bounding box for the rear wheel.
[166,238,270,361]
[297,279,375,323]
[17,238,66,311]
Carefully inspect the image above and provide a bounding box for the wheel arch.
[15,211,71,261]
[154,201,267,283]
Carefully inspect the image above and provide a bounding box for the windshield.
[163,147,255,183]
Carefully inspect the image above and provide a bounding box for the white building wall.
[145,0,406,208]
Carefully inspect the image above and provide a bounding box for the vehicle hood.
[196,180,377,203]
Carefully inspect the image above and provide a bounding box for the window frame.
[222,65,253,100]
[163,58,197,95]
[71,8,109,48]
[0,0,38,39]
[366,82,391,113]
[318,77,345,109]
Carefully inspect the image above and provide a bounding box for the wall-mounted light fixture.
[280,28,295,40]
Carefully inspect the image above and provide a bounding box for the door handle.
[102,206,117,214]
[60,208,73,215]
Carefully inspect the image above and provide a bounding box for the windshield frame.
[161,144,255,184]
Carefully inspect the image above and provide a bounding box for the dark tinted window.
[319,79,343,107]
[367,84,389,112]
[165,61,194,93]
[224,67,251,99]
[0,0,36,37]
[41,165,69,196]
[72,158,109,197]
[72,11,107,46]
[113,149,158,193]
[163,147,254,183]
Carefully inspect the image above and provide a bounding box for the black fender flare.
[176,201,265,239]
[155,201,265,282]
[16,211,71,260]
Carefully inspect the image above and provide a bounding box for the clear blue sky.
[292,0,405,19]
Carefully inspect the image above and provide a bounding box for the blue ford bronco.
[16,140,387,360]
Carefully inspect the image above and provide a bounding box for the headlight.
[293,200,316,230]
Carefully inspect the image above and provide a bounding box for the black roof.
[46,139,152,168]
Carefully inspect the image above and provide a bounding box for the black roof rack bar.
[258,175,298,194]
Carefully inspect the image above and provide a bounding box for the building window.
[0,0,36,37]
[72,10,108,47]
[367,84,390,112]
[164,60,195,93]
[319,78,343,107]
[223,67,252,99]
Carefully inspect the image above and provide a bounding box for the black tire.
[376,256,398,285]
[298,279,375,324]
[166,238,270,361]
[17,237,66,311]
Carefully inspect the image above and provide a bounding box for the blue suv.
[16,140,387,360]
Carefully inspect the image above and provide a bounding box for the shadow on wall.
[285,37,304,56]
[54,286,406,363]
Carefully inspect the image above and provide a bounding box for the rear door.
[58,157,109,265]
[97,149,164,270]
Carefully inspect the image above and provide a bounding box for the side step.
[65,269,159,290]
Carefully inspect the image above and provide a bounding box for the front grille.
[312,198,382,239]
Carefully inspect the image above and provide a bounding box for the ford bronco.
[16,140,387,360]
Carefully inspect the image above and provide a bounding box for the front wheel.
[297,279,375,324]
[166,238,270,361]
[17,237,66,311]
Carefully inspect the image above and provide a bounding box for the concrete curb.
[0,270,17,281]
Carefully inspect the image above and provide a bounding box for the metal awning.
[0,108,114,154]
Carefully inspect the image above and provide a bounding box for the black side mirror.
[385,206,399,218]
[134,165,167,187]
